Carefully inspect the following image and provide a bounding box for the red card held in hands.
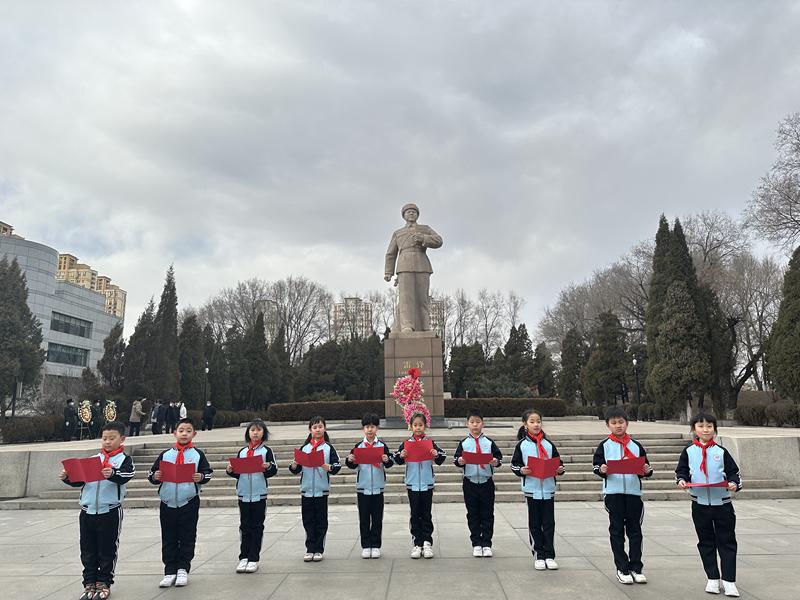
[461,450,494,466]
[684,481,729,488]
[229,456,264,474]
[294,448,324,468]
[160,461,196,483]
[526,456,561,479]
[62,457,105,483]
[606,456,646,475]
[353,446,384,466]
[405,438,434,462]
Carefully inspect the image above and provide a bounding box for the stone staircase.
[4,432,799,509]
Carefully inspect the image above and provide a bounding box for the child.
[393,412,447,559]
[675,413,742,597]
[345,413,394,559]
[148,417,213,588]
[60,421,135,600]
[510,409,565,570]
[226,419,278,573]
[592,406,653,585]
[453,410,503,557]
[288,415,342,562]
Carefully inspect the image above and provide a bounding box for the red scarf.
[608,434,637,460]
[246,441,262,458]
[412,433,426,442]
[527,431,549,459]
[472,434,485,454]
[174,442,194,465]
[101,446,125,468]
[364,437,376,449]
[310,436,325,451]
[693,439,716,476]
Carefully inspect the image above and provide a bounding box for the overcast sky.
[2,1,799,338]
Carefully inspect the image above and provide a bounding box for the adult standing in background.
[165,401,178,434]
[177,400,187,420]
[202,400,217,431]
[128,397,146,436]
[63,398,77,441]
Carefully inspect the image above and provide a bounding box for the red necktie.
[101,446,125,468]
[608,434,637,460]
[246,441,261,458]
[528,432,549,459]
[413,434,425,442]
[174,442,194,465]
[693,439,716,476]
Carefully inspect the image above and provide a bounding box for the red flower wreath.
[391,368,430,427]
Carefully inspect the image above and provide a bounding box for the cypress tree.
[247,312,274,409]
[151,266,180,401]
[226,326,252,410]
[203,325,231,409]
[645,215,674,347]
[178,314,206,409]
[558,327,585,403]
[98,322,126,393]
[768,246,800,401]
[270,325,291,403]
[532,342,556,397]
[580,312,628,406]
[122,299,155,398]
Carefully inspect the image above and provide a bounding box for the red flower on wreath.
[408,367,420,379]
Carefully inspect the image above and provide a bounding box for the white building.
[0,232,121,378]
[333,297,374,340]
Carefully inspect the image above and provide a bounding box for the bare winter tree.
[270,276,332,364]
[745,113,800,250]
[451,288,477,348]
[475,288,505,358]
[504,290,526,329]
[368,288,398,336]
[683,211,749,288]
[197,278,272,337]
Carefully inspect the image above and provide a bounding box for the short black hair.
[361,413,380,427]
[689,412,717,432]
[66,398,74,404]
[176,417,196,430]
[604,406,629,423]
[101,421,126,436]
[245,419,269,443]
[467,409,484,421]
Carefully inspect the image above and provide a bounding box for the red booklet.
[684,481,729,488]
[405,439,434,462]
[461,450,494,466]
[353,446,384,466]
[526,456,561,479]
[62,457,105,483]
[229,456,264,474]
[160,461,196,483]
[294,448,324,468]
[606,457,646,475]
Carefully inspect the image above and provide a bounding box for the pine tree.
[645,215,674,347]
[226,326,252,410]
[98,322,126,393]
[122,299,155,398]
[270,325,291,403]
[446,342,486,397]
[0,257,45,416]
[203,325,231,409]
[151,266,180,401]
[503,324,535,386]
[247,312,274,410]
[580,312,628,406]
[646,281,710,418]
[293,340,341,398]
[768,246,800,402]
[178,314,206,409]
[532,342,556,397]
[558,328,585,403]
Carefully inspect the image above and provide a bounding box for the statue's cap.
[401,203,419,217]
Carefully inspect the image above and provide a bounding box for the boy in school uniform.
[60,421,135,600]
[345,413,394,558]
[593,406,653,585]
[453,410,503,557]
[148,418,212,588]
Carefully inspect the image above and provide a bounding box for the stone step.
[4,486,799,510]
[36,478,783,499]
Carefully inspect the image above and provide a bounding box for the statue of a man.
[384,203,443,333]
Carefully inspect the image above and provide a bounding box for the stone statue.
[384,203,443,333]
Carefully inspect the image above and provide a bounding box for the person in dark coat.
[90,400,104,438]
[201,401,217,431]
[164,401,178,434]
[63,398,78,441]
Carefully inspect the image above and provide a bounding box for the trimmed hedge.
[765,402,800,427]
[735,404,768,426]
[445,398,566,418]
[267,400,385,422]
[1,415,63,444]
[186,409,266,428]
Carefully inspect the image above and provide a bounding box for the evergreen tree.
[532,342,556,397]
[646,281,710,418]
[0,257,45,417]
[270,325,291,403]
[580,312,628,406]
[447,342,486,397]
[178,314,206,409]
[768,246,800,402]
[247,312,274,410]
[697,284,735,413]
[558,327,585,403]
[97,322,126,393]
[203,325,231,409]
[226,326,252,410]
[293,340,341,398]
[645,215,674,347]
[81,367,105,403]
[502,324,535,386]
[122,299,155,398]
[151,266,180,401]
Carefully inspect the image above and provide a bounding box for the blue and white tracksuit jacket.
[226,444,278,502]
[592,437,653,496]
[453,434,503,484]
[510,436,563,500]
[675,442,742,506]
[344,438,394,495]
[393,436,447,492]
[147,447,213,508]
[63,451,135,514]
[288,440,342,497]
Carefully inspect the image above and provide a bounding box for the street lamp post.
[632,356,641,405]
[203,362,209,404]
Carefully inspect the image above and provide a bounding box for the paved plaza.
[0,499,797,600]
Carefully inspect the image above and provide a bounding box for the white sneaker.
[312,553,323,562]
[175,569,188,587]
[236,559,249,573]
[722,581,739,597]
[303,553,313,562]
[245,562,258,573]
[371,548,381,559]
[362,548,372,559]
[482,547,493,558]
[545,558,559,570]
[705,579,721,594]
[159,574,177,588]
[616,570,634,585]
[473,545,483,557]
[632,571,647,584]
[534,559,546,570]
[410,545,422,559]
[422,541,434,559]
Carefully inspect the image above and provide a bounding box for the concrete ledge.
[720,434,800,485]
[0,450,29,498]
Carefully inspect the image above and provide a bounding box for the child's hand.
[153,470,163,481]
[322,463,332,472]
[430,448,438,458]
[556,465,566,476]
[59,469,68,480]
[400,450,408,458]
[347,453,356,464]
[677,479,688,489]
[727,482,737,492]
[457,457,465,466]
[643,463,652,475]
[290,461,297,469]
[192,472,203,483]
[521,466,531,475]
[101,467,113,479]
[225,464,233,474]
[382,454,389,463]
[599,464,608,474]
[491,458,499,467]
[263,462,271,470]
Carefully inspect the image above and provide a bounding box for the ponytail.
[303,430,331,445]
[516,425,527,440]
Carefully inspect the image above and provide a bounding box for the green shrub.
[565,404,603,418]
[294,391,346,403]
[638,402,656,421]
[267,400,385,422]
[735,404,768,426]
[622,403,638,420]
[445,398,566,418]
[1,415,63,443]
[766,402,800,427]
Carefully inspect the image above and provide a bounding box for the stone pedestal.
[383,331,445,428]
